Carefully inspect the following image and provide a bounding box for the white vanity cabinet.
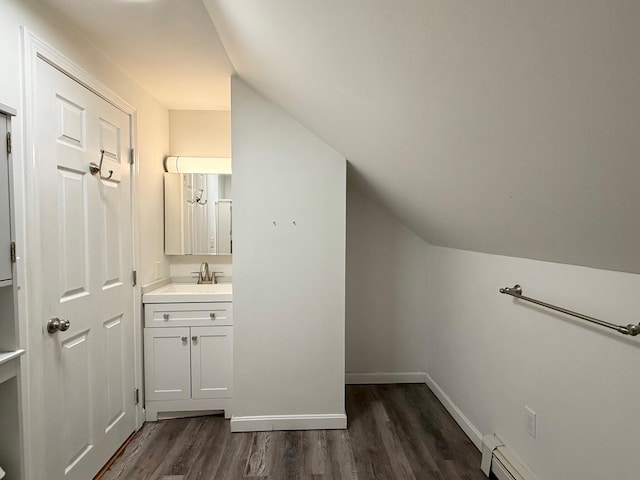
[143,301,233,421]
[144,325,233,401]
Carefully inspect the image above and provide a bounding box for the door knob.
[47,317,70,334]
[181,336,188,343]
[192,336,198,343]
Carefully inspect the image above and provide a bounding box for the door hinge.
[134,388,139,405]
[132,270,137,286]
[128,148,134,165]
[6,132,11,154]
[10,242,16,263]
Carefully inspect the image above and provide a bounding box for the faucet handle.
[191,271,204,283]
[212,271,225,284]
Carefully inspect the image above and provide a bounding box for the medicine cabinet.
[164,173,232,255]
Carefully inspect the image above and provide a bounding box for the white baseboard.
[230,413,347,433]
[346,372,427,384]
[425,373,483,450]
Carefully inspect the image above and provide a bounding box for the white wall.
[137,101,171,285]
[231,77,346,428]
[426,246,640,480]
[346,185,428,377]
[169,110,231,157]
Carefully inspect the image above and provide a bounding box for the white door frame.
[18,29,144,480]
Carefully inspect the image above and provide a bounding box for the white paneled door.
[35,58,136,479]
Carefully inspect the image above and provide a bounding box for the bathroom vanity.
[142,283,233,421]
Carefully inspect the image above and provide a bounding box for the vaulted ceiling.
[43,0,640,274]
[204,0,640,274]
[42,0,234,109]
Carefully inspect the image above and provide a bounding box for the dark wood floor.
[100,384,487,479]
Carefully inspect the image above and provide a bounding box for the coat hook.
[292,221,297,226]
[188,189,207,205]
[273,221,277,226]
[89,150,113,180]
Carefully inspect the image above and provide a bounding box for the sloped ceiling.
[42,0,234,109]
[204,0,640,274]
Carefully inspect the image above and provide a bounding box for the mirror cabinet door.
[164,172,232,255]
[0,115,11,282]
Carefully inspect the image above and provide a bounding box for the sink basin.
[143,283,232,303]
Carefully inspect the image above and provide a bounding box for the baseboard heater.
[481,434,537,480]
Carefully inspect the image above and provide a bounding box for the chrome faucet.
[193,262,224,284]
[198,262,212,284]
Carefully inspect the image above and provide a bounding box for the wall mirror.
[164,172,232,255]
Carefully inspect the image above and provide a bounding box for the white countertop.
[143,283,233,303]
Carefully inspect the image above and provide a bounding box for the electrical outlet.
[525,406,536,438]
[155,261,163,280]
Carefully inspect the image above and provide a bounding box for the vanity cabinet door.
[0,114,11,283]
[191,326,233,399]
[144,327,191,401]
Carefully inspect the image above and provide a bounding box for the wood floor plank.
[302,430,328,476]
[184,415,231,479]
[406,385,484,479]
[100,421,163,480]
[157,417,210,477]
[101,385,487,480]
[369,396,416,479]
[326,429,359,480]
[245,432,272,477]
[406,384,460,461]
[268,431,304,479]
[347,385,401,480]
[381,384,442,477]
[211,426,253,479]
[108,418,188,480]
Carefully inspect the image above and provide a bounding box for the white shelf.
[0,349,25,384]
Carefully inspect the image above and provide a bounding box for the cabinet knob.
[210,312,216,319]
[181,336,187,343]
[163,313,170,320]
[192,336,198,342]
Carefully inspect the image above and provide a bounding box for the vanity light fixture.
[164,156,232,174]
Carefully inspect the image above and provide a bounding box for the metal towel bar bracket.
[499,284,640,336]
